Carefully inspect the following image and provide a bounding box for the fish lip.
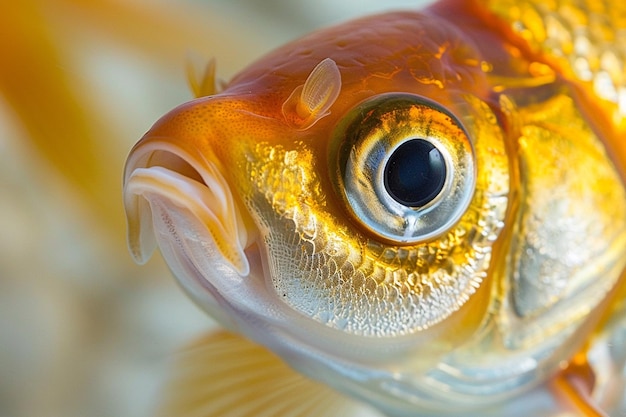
[123,135,253,275]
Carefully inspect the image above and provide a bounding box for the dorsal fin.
[186,56,221,97]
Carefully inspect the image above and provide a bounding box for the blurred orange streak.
[0,0,270,238]
[0,0,105,214]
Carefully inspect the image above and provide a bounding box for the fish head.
[123,10,626,415]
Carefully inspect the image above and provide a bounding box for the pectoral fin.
[549,352,608,417]
[157,331,382,417]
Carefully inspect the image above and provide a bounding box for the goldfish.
[123,0,626,415]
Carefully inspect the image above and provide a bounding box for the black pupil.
[384,139,446,207]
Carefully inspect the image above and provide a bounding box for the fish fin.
[186,55,220,97]
[0,0,125,230]
[157,331,382,417]
[549,352,608,417]
[281,58,341,130]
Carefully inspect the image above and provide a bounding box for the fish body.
[124,0,626,415]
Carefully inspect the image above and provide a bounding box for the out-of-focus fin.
[186,56,221,98]
[157,331,383,417]
[550,352,608,417]
[588,290,626,416]
[0,0,117,224]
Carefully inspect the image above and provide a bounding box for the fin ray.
[157,331,383,417]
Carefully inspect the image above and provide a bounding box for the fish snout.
[123,102,255,277]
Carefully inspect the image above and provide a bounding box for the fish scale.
[484,0,626,148]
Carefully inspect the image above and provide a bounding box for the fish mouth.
[123,133,276,329]
[123,135,254,277]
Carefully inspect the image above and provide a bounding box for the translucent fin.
[186,55,220,98]
[549,353,609,417]
[587,296,626,415]
[157,331,382,417]
[282,58,341,130]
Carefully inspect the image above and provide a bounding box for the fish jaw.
[124,142,249,274]
[123,97,260,330]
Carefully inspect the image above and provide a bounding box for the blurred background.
[0,1,426,416]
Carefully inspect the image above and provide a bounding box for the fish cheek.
[242,93,510,340]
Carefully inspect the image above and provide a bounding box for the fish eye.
[330,93,475,243]
[384,138,446,207]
